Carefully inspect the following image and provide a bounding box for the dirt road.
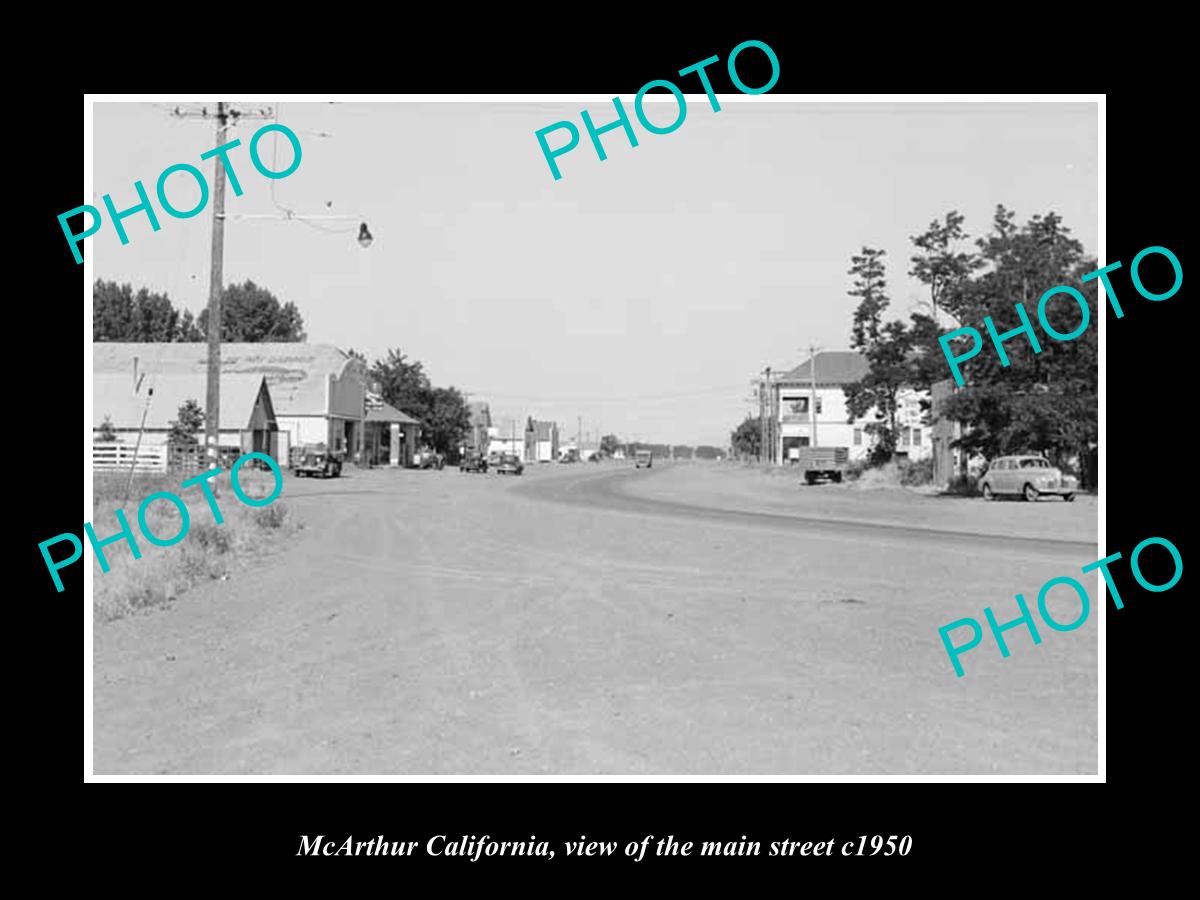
[93,461,1098,774]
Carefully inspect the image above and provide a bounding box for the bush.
[254,504,288,530]
[945,474,980,496]
[843,459,871,482]
[898,457,933,486]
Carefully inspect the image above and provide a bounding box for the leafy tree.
[369,348,471,458]
[600,434,621,457]
[423,386,473,459]
[909,211,983,324]
[937,207,1097,473]
[94,280,201,342]
[167,399,205,445]
[197,280,306,342]
[730,415,762,459]
[671,445,693,460]
[96,414,118,442]
[370,349,430,415]
[843,247,925,465]
[694,445,724,460]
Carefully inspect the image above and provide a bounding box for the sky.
[91,100,1098,446]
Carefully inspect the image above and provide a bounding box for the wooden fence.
[92,442,168,473]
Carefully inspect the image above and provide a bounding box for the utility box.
[797,446,848,485]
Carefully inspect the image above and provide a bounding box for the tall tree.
[369,349,472,458]
[909,211,983,325]
[599,434,621,457]
[197,280,306,342]
[938,207,1097,474]
[843,248,921,464]
[370,349,430,415]
[94,280,200,342]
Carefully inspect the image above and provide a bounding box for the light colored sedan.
[979,455,1077,502]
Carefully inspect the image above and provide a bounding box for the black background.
[27,20,1185,888]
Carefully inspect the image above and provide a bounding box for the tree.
[167,399,205,445]
[197,280,306,342]
[370,349,430,415]
[369,348,471,458]
[94,280,200,342]
[730,415,761,459]
[694,445,724,460]
[423,386,472,459]
[937,207,1097,473]
[671,445,693,460]
[600,434,621,457]
[96,414,118,442]
[909,211,983,325]
[843,248,923,465]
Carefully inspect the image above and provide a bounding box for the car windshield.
[1020,458,1050,468]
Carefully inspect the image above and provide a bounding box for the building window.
[853,428,862,446]
[901,427,912,446]
[913,428,922,446]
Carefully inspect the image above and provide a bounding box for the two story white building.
[771,350,931,464]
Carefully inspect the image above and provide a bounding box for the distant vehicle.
[558,448,579,463]
[413,448,445,470]
[979,455,1077,502]
[796,446,847,485]
[635,449,653,469]
[496,453,525,476]
[290,443,343,479]
[459,450,488,473]
[487,450,503,466]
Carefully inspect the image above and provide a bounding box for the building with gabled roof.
[524,418,559,463]
[93,372,278,457]
[769,349,931,465]
[93,342,368,464]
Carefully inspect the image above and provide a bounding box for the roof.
[94,373,271,432]
[526,419,557,441]
[365,402,420,425]
[92,343,361,416]
[777,350,869,386]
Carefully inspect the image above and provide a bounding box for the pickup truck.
[796,446,848,485]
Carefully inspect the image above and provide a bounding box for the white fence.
[93,442,168,473]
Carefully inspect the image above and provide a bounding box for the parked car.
[290,443,343,479]
[487,450,503,467]
[496,453,525,476]
[635,449,653,469]
[459,450,488,473]
[979,455,1077,502]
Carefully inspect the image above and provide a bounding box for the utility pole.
[806,344,821,447]
[205,102,228,469]
[171,102,273,470]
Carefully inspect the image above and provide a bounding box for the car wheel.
[982,483,994,501]
[1023,483,1039,502]
[1063,493,1076,502]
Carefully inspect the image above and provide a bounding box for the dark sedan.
[459,451,488,473]
[496,454,525,476]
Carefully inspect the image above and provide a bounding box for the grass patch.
[92,467,298,623]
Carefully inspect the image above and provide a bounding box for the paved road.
[93,462,1098,775]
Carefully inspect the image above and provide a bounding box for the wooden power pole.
[171,102,273,469]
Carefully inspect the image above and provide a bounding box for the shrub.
[254,504,288,530]
[945,474,980,496]
[898,457,934,487]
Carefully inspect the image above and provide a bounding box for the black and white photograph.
[80,95,1102,777]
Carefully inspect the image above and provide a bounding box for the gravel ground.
[93,461,1098,775]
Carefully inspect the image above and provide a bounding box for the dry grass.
[91,467,299,622]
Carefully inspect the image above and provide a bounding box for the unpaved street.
[93,461,1098,775]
